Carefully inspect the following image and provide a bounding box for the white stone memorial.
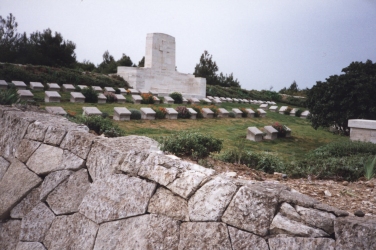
[220,97,227,102]
[164,96,174,104]
[0,80,7,89]
[279,106,288,114]
[301,110,310,119]
[117,33,206,98]
[153,96,160,103]
[128,89,139,94]
[182,97,188,104]
[202,108,214,118]
[115,94,126,104]
[165,108,178,119]
[348,119,376,143]
[83,107,102,116]
[232,108,242,118]
[113,107,131,121]
[78,85,88,90]
[104,87,115,93]
[201,98,212,104]
[233,98,240,103]
[132,95,142,104]
[213,98,222,105]
[140,107,156,120]
[189,98,200,104]
[45,91,61,103]
[47,83,60,91]
[285,126,292,138]
[247,127,263,142]
[12,81,27,90]
[269,106,278,112]
[30,82,44,91]
[45,106,67,116]
[226,97,233,102]
[207,96,214,100]
[17,90,34,101]
[264,126,278,140]
[290,108,298,116]
[98,93,106,104]
[118,88,127,94]
[62,84,75,92]
[218,108,229,118]
[245,108,255,118]
[257,109,267,118]
[187,108,197,119]
[70,92,85,103]
[93,86,103,92]
[260,104,268,110]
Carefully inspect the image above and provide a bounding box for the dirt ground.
[200,157,376,217]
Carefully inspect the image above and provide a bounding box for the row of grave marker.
[247,126,292,142]
[258,103,310,118]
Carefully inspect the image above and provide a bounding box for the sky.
[2,0,376,91]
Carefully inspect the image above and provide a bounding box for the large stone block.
[188,176,237,221]
[39,170,73,200]
[26,144,64,175]
[43,213,98,250]
[79,174,156,224]
[295,205,336,234]
[228,226,269,250]
[269,237,335,250]
[178,222,232,249]
[16,242,46,250]
[0,220,21,250]
[10,186,41,219]
[0,156,10,181]
[14,139,41,163]
[60,130,95,159]
[247,126,263,142]
[348,119,376,143]
[0,159,42,219]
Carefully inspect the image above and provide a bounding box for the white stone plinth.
[153,96,160,103]
[232,108,242,118]
[104,87,115,93]
[132,95,142,104]
[269,106,278,112]
[140,108,156,120]
[202,98,212,104]
[118,88,126,94]
[290,108,298,116]
[260,104,268,110]
[45,91,61,103]
[93,86,103,92]
[18,90,34,101]
[202,108,214,118]
[164,96,174,104]
[113,107,131,121]
[98,93,106,104]
[12,81,27,90]
[187,108,197,119]
[0,80,7,89]
[45,106,67,116]
[279,106,288,114]
[257,109,266,118]
[264,126,278,140]
[189,98,200,104]
[218,108,229,118]
[83,107,102,116]
[47,83,60,91]
[247,127,263,142]
[62,84,75,92]
[165,108,178,119]
[348,119,376,143]
[245,109,255,118]
[78,85,87,90]
[115,94,126,104]
[30,82,44,91]
[301,110,310,119]
[70,92,85,103]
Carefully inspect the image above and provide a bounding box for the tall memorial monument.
[117,33,206,98]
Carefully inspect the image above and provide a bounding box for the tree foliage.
[306,60,376,135]
[96,51,134,74]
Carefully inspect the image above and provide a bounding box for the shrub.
[81,86,98,103]
[284,107,292,115]
[74,85,81,92]
[153,107,167,119]
[295,109,302,117]
[141,93,154,104]
[176,106,191,119]
[364,156,376,180]
[169,92,183,104]
[254,110,261,117]
[0,87,19,105]
[114,87,120,94]
[129,109,141,120]
[272,122,288,138]
[229,111,235,118]
[240,108,248,118]
[191,105,203,119]
[70,115,124,137]
[104,92,117,103]
[209,105,219,118]
[160,131,223,160]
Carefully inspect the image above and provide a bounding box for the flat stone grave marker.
[104,87,115,93]
[257,109,267,117]
[245,108,255,118]
[220,97,227,102]
[232,108,242,118]
[269,106,278,112]
[213,98,222,104]
[189,98,200,104]
[207,96,213,100]
[247,127,263,142]
[18,90,34,101]
[132,95,142,104]
[128,88,139,94]
[164,96,174,104]
[187,108,197,119]
[260,104,269,110]
[153,96,160,103]
[165,108,178,119]
[45,91,61,103]
[218,108,229,118]
[140,107,156,120]
[45,106,67,116]
[270,101,276,105]
[290,108,298,116]
[149,91,158,96]
[62,84,75,92]
[47,83,60,91]
[98,93,106,104]
[202,108,214,118]
[70,92,85,103]
[243,99,249,103]
[12,81,27,90]
[115,94,126,104]
[113,107,131,121]
[92,86,103,92]
[29,82,44,91]
[0,80,7,89]
[301,110,310,119]
[285,126,292,137]
[118,88,127,94]
[279,106,288,114]
[348,119,376,143]
[226,97,233,102]
[78,85,88,90]
[83,107,102,116]
[233,98,240,103]
[139,89,149,95]
[264,126,278,140]
[182,97,188,104]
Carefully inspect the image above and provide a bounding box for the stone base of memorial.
[113,107,131,121]
[348,119,376,143]
[187,108,197,119]
[45,91,61,103]
[247,127,263,142]
[140,108,156,120]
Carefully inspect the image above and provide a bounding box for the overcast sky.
[2,0,376,91]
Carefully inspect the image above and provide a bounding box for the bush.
[272,122,288,138]
[114,87,120,94]
[284,107,292,115]
[254,110,261,117]
[141,93,154,104]
[0,87,19,105]
[209,105,219,118]
[176,106,191,119]
[295,109,302,117]
[228,111,236,118]
[129,109,141,120]
[70,115,124,137]
[81,87,98,103]
[104,92,117,103]
[169,92,183,104]
[74,85,81,92]
[191,105,203,119]
[160,131,223,160]
[153,107,167,119]
[240,108,248,118]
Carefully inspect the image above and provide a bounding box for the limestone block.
[24,121,49,141]
[178,222,232,249]
[334,216,376,250]
[14,139,40,163]
[97,93,106,103]
[94,214,179,250]
[39,170,73,200]
[269,213,329,237]
[279,189,319,207]
[164,96,174,104]
[43,213,98,250]
[187,107,197,119]
[140,107,156,120]
[70,92,85,103]
[313,202,349,217]
[165,107,178,119]
[104,86,115,93]
[245,108,255,117]
[202,107,214,118]
[279,106,288,114]
[82,106,102,116]
[113,107,131,120]
[148,187,189,221]
[221,185,278,236]
[264,125,278,140]
[115,94,126,103]
[45,106,67,115]
[62,84,75,92]
[18,90,34,101]
[257,108,267,117]
[295,205,336,234]
[269,237,335,250]
[44,91,61,103]
[279,202,301,222]
[30,82,44,91]
[167,170,211,199]
[269,105,278,112]
[79,174,156,224]
[0,220,21,250]
[0,159,42,219]
[60,130,95,159]
[16,242,46,250]
[0,156,10,181]
[20,202,56,242]
[47,83,60,91]
[228,226,269,250]
[43,125,68,145]
[218,108,229,118]
[189,97,200,104]
[12,80,27,89]
[290,107,297,116]
[131,94,142,104]
[46,169,90,215]
[188,176,237,221]
[300,110,310,119]
[247,127,263,142]
[0,79,8,89]
[260,103,268,110]
[10,187,41,219]
[26,144,64,175]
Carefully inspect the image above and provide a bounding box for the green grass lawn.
[37,92,347,163]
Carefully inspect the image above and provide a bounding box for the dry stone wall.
[0,105,375,250]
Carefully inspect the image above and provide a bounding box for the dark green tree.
[0,13,20,63]
[306,60,376,135]
[138,56,145,67]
